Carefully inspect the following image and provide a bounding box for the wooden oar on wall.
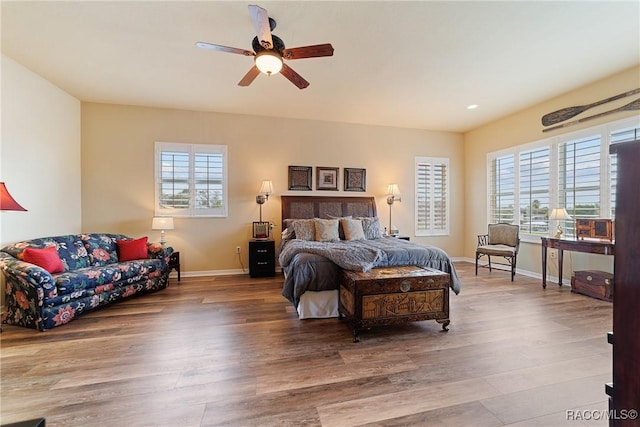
[542,98,640,133]
[541,88,640,126]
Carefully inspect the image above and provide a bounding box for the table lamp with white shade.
[152,217,174,248]
[549,208,571,238]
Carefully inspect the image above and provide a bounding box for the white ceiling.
[2,1,639,133]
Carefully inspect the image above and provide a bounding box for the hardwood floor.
[1,262,614,427]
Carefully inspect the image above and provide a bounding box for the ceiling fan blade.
[280,63,310,89]
[248,5,273,50]
[238,66,261,87]
[196,41,254,56]
[282,44,334,60]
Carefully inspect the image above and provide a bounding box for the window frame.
[155,141,228,218]
[415,156,450,237]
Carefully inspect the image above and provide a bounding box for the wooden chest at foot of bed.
[571,270,613,302]
[339,266,450,342]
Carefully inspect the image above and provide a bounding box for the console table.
[540,237,615,288]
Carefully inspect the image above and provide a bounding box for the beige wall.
[463,65,640,279]
[0,54,82,303]
[0,55,82,242]
[81,103,465,275]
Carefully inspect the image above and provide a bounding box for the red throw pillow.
[22,246,65,274]
[116,236,148,262]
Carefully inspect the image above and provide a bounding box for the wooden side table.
[168,251,181,282]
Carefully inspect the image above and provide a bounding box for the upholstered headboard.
[281,196,377,223]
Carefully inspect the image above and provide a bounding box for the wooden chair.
[475,223,520,281]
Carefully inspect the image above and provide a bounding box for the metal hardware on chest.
[400,280,411,292]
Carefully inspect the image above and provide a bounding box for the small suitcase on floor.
[571,270,613,302]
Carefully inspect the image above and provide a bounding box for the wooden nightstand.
[168,251,181,282]
[249,240,275,278]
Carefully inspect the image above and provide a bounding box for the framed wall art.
[344,168,366,192]
[288,166,313,191]
[316,167,339,191]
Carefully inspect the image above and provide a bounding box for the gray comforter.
[279,237,461,307]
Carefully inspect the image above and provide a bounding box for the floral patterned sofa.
[0,233,173,331]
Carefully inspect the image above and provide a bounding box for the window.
[415,157,449,236]
[519,146,550,235]
[558,134,601,237]
[489,155,515,224]
[609,125,640,218]
[155,142,228,217]
[487,116,640,242]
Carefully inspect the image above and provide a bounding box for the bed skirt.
[297,290,339,319]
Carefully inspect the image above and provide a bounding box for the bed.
[278,195,461,319]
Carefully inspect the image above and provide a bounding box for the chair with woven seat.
[475,223,520,281]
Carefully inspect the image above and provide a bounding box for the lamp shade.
[152,217,174,230]
[387,184,401,201]
[549,208,571,220]
[255,51,283,75]
[259,180,273,196]
[0,182,27,211]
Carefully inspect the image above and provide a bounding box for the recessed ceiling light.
[467,104,479,110]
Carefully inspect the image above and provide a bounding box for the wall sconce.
[152,217,174,248]
[0,182,27,211]
[549,208,571,239]
[386,184,401,235]
[256,180,273,222]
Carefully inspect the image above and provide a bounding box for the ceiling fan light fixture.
[255,50,283,75]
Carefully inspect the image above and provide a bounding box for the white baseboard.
[171,266,282,279]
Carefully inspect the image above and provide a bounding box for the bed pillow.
[314,218,340,242]
[116,236,148,261]
[359,216,384,239]
[340,218,366,241]
[281,227,294,242]
[328,215,352,240]
[22,246,65,274]
[292,219,316,241]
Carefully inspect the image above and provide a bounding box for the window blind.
[415,157,449,236]
[609,126,640,218]
[489,155,515,224]
[519,147,550,235]
[558,135,601,224]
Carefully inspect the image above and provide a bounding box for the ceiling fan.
[196,4,334,89]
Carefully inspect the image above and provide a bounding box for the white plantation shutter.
[489,154,515,224]
[558,135,601,228]
[155,142,228,217]
[519,146,550,235]
[415,157,449,236]
[609,126,640,218]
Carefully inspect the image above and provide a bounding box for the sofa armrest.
[0,252,57,294]
[1,253,58,329]
[146,243,174,269]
